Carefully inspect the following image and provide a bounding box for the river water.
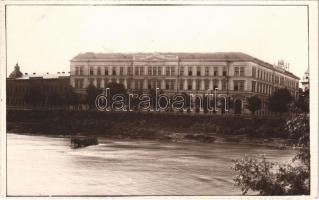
[7,133,296,196]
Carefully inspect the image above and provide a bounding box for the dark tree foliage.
[181,92,191,112]
[232,90,310,196]
[148,89,164,109]
[268,88,294,115]
[64,85,80,109]
[106,82,127,97]
[105,82,127,110]
[203,95,209,114]
[86,84,102,109]
[246,96,262,114]
[295,89,309,113]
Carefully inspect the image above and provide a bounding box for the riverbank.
[7,110,294,148]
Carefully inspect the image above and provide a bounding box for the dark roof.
[9,63,23,78]
[72,52,299,79]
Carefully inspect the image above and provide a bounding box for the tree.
[64,85,80,109]
[268,88,293,116]
[86,84,101,109]
[246,96,262,115]
[181,92,191,112]
[105,82,127,110]
[232,113,310,195]
[294,89,309,113]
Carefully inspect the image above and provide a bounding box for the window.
[204,79,209,90]
[179,79,184,90]
[140,67,144,75]
[197,67,201,76]
[252,81,256,92]
[105,67,109,75]
[213,79,218,90]
[135,67,139,76]
[148,81,152,89]
[148,67,152,75]
[234,80,245,91]
[165,80,175,90]
[222,80,227,90]
[134,80,138,89]
[79,67,83,75]
[252,67,256,78]
[180,67,184,76]
[96,78,101,88]
[157,66,162,76]
[204,67,209,76]
[153,66,157,76]
[90,67,94,76]
[128,67,133,75]
[187,79,192,90]
[188,67,192,76]
[75,66,81,75]
[126,79,131,89]
[112,67,116,75]
[89,78,94,85]
[104,78,108,87]
[196,80,201,90]
[222,67,227,76]
[213,67,218,76]
[234,67,239,76]
[166,67,170,76]
[120,67,124,75]
[171,67,175,76]
[119,78,124,85]
[240,67,245,76]
[75,79,84,88]
[239,81,244,91]
[97,67,101,75]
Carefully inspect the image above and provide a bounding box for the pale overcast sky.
[6,5,308,79]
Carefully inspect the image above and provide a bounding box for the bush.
[232,113,310,195]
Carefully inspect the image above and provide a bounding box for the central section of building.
[70,52,299,114]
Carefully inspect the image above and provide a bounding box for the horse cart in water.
[70,136,98,148]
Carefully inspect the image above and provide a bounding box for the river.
[7,133,296,196]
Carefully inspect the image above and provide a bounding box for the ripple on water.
[7,133,296,196]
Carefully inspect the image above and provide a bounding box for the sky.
[6,5,308,79]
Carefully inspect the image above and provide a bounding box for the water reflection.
[7,133,295,196]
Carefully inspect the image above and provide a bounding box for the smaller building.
[7,63,70,108]
[301,67,309,92]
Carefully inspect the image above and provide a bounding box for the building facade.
[301,67,309,92]
[7,64,70,108]
[70,52,299,114]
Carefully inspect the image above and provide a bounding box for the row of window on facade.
[252,67,298,89]
[7,86,67,96]
[74,78,248,92]
[74,65,246,77]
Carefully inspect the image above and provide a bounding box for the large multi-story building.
[70,52,299,114]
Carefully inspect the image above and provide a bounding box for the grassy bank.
[7,110,290,142]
